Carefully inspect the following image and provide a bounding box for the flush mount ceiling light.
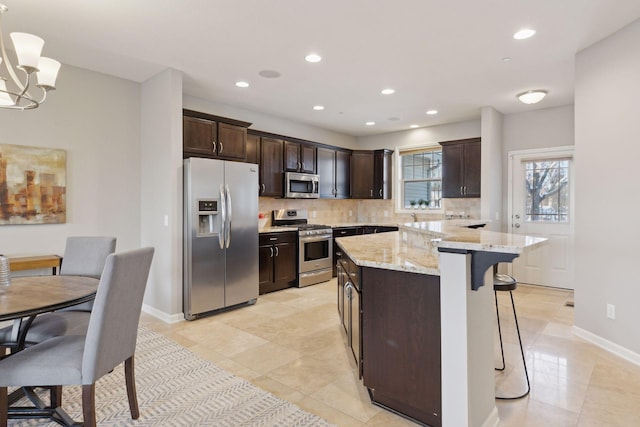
[305,53,322,63]
[381,88,395,95]
[517,90,547,104]
[235,81,249,88]
[313,105,324,111]
[410,125,419,129]
[426,110,438,115]
[513,28,536,40]
[0,3,61,110]
[365,121,375,126]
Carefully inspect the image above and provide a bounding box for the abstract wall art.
[0,144,66,225]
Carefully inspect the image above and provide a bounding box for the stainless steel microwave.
[285,172,320,198]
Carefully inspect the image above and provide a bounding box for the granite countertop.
[336,232,440,275]
[259,222,400,234]
[336,220,547,275]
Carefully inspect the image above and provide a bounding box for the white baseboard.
[481,406,500,427]
[573,326,640,366]
[142,304,185,324]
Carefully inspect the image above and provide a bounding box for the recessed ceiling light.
[381,88,395,95]
[235,81,249,88]
[513,29,536,40]
[313,105,325,111]
[517,90,547,104]
[305,53,322,63]
[410,125,419,129]
[502,57,512,62]
[426,110,438,115]
[366,121,375,126]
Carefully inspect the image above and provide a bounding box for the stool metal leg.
[495,291,506,371]
[495,290,531,400]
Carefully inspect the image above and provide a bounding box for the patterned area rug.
[9,327,333,426]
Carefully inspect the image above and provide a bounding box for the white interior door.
[508,147,575,289]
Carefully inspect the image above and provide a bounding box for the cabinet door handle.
[219,142,223,153]
[260,183,265,194]
[464,186,467,195]
[212,141,217,152]
[460,186,464,195]
[274,246,279,257]
[301,162,305,171]
[298,161,302,171]
[370,189,373,197]
[269,247,274,257]
[379,188,383,197]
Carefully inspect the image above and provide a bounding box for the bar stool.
[494,266,530,399]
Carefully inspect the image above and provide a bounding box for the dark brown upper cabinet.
[440,137,481,198]
[183,110,250,161]
[318,147,351,199]
[260,137,284,197]
[284,140,316,174]
[351,149,393,199]
[246,133,260,165]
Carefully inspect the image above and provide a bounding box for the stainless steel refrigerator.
[183,157,259,320]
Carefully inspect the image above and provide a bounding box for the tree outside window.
[524,160,569,222]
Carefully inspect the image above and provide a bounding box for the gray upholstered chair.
[0,247,154,427]
[0,237,116,350]
[58,236,117,312]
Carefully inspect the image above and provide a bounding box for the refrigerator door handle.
[225,185,232,248]
[219,184,226,249]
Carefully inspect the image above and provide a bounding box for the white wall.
[0,65,141,256]
[184,95,357,149]
[574,19,640,354]
[480,107,503,230]
[356,119,480,150]
[140,69,184,320]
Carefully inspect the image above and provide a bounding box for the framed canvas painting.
[0,144,66,225]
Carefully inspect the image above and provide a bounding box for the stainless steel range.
[272,209,333,287]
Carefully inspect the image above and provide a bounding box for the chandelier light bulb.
[10,32,44,70]
[36,57,61,89]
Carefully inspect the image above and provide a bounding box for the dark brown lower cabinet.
[259,232,297,294]
[356,266,442,427]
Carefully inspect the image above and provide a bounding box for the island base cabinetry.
[360,267,442,427]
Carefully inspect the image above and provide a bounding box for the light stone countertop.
[336,232,440,275]
[336,220,547,276]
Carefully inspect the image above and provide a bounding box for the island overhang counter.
[335,221,546,427]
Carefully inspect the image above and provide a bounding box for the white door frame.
[507,145,575,289]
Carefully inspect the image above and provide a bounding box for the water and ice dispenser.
[197,199,218,236]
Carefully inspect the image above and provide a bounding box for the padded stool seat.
[494,268,530,400]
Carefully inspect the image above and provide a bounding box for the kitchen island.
[335,222,546,427]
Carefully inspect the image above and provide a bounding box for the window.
[524,159,569,222]
[400,148,442,209]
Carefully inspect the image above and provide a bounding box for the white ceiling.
[2,1,640,136]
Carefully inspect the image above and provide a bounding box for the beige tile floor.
[141,280,640,426]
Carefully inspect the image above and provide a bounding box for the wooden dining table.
[0,275,99,425]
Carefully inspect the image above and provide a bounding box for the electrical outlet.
[349,210,353,217]
[384,210,389,217]
[607,304,616,320]
[163,214,169,227]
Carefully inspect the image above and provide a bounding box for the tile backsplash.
[259,197,480,227]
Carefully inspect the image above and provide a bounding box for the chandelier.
[0,3,60,110]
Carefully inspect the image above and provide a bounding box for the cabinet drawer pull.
[269,237,278,241]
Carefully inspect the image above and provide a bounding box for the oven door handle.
[299,234,333,243]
